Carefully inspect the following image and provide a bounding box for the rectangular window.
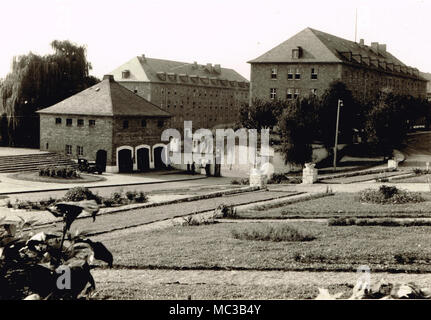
[295,68,301,80]
[89,120,96,127]
[271,68,277,79]
[77,119,84,127]
[287,88,293,100]
[311,68,318,80]
[123,120,129,129]
[294,89,300,99]
[287,68,293,80]
[65,145,72,155]
[157,120,164,128]
[55,118,62,124]
[77,146,83,156]
[141,119,147,128]
[292,49,299,59]
[66,119,72,126]
[270,88,277,100]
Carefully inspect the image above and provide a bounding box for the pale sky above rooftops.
[1,0,430,81]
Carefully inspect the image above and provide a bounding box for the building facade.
[109,56,250,132]
[249,28,427,104]
[37,75,171,173]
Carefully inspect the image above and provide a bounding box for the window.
[55,118,62,125]
[292,49,300,59]
[294,89,300,99]
[311,68,318,80]
[270,88,277,100]
[77,146,83,156]
[46,143,49,150]
[66,119,72,126]
[287,68,293,80]
[65,145,72,155]
[141,119,147,128]
[157,120,164,128]
[77,119,84,127]
[311,88,318,96]
[295,68,301,80]
[271,68,277,79]
[122,70,130,79]
[287,88,293,100]
[89,119,96,127]
[123,120,129,129]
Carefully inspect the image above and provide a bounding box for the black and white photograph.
[1,0,431,309]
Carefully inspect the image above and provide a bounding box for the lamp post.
[333,99,343,171]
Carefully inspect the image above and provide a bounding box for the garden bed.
[93,221,431,272]
[9,171,106,184]
[236,192,431,219]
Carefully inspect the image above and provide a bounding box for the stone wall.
[40,114,114,165]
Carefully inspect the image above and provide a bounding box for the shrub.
[267,173,302,184]
[214,204,237,218]
[126,191,138,201]
[180,216,217,226]
[134,191,148,203]
[230,178,249,185]
[38,165,79,179]
[63,187,99,202]
[413,168,430,175]
[103,198,114,207]
[329,218,431,227]
[358,185,424,204]
[231,223,315,242]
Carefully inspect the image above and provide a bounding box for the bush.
[230,178,249,185]
[63,187,100,202]
[134,191,148,203]
[267,173,302,184]
[413,168,430,175]
[231,223,315,242]
[329,217,431,227]
[38,165,79,179]
[214,204,237,218]
[358,185,424,204]
[126,191,137,201]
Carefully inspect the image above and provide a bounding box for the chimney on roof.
[192,61,198,69]
[206,63,213,73]
[103,74,115,82]
[371,42,379,53]
[213,64,221,74]
[359,39,364,46]
[141,54,146,62]
[378,44,387,54]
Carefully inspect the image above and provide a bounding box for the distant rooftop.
[37,75,171,117]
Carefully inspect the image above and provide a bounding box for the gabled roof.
[109,56,249,84]
[248,27,425,80]
[37,75,171,117]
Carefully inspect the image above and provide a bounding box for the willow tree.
[0,40,99,147]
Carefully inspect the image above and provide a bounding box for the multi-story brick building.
[248,27,427,104]
[109,56,250,132]
[37,75,171,173]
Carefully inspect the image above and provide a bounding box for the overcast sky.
[1,0,430,80]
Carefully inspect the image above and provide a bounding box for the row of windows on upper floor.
[269,88,318,100]
[161,101,240,109]
[54,117,165,129]
[270,67,318,80]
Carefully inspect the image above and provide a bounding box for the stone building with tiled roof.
[37,75,172,173]
[109,56,249,131]
[249,27,427,103]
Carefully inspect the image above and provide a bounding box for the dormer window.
[121,70,130,79]
[271,68,277,79]
[292,47,302,59]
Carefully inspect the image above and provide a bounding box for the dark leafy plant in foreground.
[0,200,113,300]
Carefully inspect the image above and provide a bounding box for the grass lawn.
[94,221,431,272]
[237,192,431,219]
[9,171,105,184]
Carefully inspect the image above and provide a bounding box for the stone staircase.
[0,152,77,173]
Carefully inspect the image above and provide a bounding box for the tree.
[364,92,410,159]
[0,40,99,147]
[317,81,361,151]
[239,98,284,131]
[278,96,320,165]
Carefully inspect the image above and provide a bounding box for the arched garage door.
[137,148,150,172]
[154,146,167,169]
[118,149,133,173]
